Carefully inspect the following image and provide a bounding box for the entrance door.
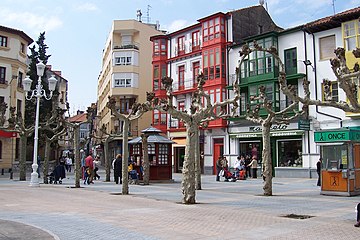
[175,147,185,173]
[354,144,360,191]
[213,138,224,174]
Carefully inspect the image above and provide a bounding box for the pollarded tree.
[157,74,240,204]
[106,93,154,195]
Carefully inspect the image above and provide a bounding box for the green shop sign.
[314,129,360,142]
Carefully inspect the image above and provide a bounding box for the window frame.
[0,67,6,84]
[319,35,336,60]
[0,36,7,47]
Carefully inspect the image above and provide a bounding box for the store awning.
[0,129,17,138]
[229,130,304,138]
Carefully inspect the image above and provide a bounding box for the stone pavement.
[0,170,359,240]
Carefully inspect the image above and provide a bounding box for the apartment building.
[228,6,360,178]
[0,25,33,169]
[97,20,164,158]
[150,5,281,174]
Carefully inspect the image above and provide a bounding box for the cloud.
[166,19,189,33]
[74,2,99,12]
[0,8,62,34]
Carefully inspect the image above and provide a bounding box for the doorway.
[213,138,224,174]
[174,147,185,173]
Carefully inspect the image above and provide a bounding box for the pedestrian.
[317,157,322,186]
[355,203,360,227]
[93,156,101,180]
[65,155,72,172]
[245,154,252,178]
[85,151,94,184]
[114,154,123,184]
[80,149,86,180]
[215,156,223,181]
[248,156,258,178]
[37,155,41,178]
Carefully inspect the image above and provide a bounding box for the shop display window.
[321,144,350,170]
[277,140,302,167]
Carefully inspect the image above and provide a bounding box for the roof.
[304,6,360,33]
[0,25,33,44]
[128,134,175,144]
[141,126,162,134]
[68,112,87,123]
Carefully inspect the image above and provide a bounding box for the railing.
[113,41,140,50]
[172,78,197,91]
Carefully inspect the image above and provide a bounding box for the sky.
[1,0,359,115]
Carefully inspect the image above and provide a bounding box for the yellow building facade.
[97,20,164,156]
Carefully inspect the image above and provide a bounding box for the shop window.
[319,35,336,60]
[239,142,261,162]
[321,144,349,170]
[148,143,156,165]
[277,140,302,167]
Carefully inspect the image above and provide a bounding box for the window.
[284,48,297,75]
[153,110,160,125]
[322,81,338,101]
[320,35,336,60]
[153,65,159,90]
[119,98,135,114]
[192,61,200,86]
[343,20,359,51]
[148,143,155,154]
[158,144,168,164]
[202,17,225,43]
[20,43,25,53]
[0,67,5,84]
[177,36,185,55]
[277,140,302,167]
[17,99,22,116]
[192,31,200,51]
[115,56,131,65]
[160,113,166,125]
[114,78,131,87]
[18,72,23,88]
[132,145,140,155]
[0,36,7,47]
[153,39,167,56]
[178,65,185,89]
[202,47,223,81]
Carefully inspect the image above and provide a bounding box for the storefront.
[229,123,305,176]
[314,128,360,196]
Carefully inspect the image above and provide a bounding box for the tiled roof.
[0,25,33,44]
[68,112,87,123]
[304,7,360,33]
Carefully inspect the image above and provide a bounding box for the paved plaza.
[0,170,359,240]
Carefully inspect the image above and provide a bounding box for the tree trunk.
[141,134,150,185]
[19,134,27,181]
[74,125,81,188]
[194,127,201,190]
[122,120,129,194]
[262,122,273,196]
[104,138,111,182]
[181,124,196,204]
[43,139,51,184]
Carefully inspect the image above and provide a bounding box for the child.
[84,167,91,185]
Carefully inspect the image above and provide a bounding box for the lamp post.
[23,62,57,187]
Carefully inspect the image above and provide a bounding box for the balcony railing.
[172,78,197,91]
[113,41,140,50]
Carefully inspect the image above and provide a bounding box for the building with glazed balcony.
[150,5,281,174]
[97,20,164,158]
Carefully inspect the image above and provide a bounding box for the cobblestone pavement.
[0,171,359,239]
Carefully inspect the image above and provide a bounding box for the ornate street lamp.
[23,62,57,186]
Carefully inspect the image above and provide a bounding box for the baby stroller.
[222,167,237,182]
[47,164,66,184]
[128,170,139,185]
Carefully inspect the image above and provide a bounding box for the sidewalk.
[0,170,359,239]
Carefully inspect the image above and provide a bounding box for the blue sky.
[1,0,359,115]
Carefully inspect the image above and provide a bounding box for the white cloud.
[0,8,62,34]
[166,19,189,33]
[74,2,99,12]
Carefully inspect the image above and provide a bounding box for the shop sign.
[298,119,310,131]
[249,124,288,132]
[314,131,350,142]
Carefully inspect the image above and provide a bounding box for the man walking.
[317,157,322,186]
[85,151,94,184]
